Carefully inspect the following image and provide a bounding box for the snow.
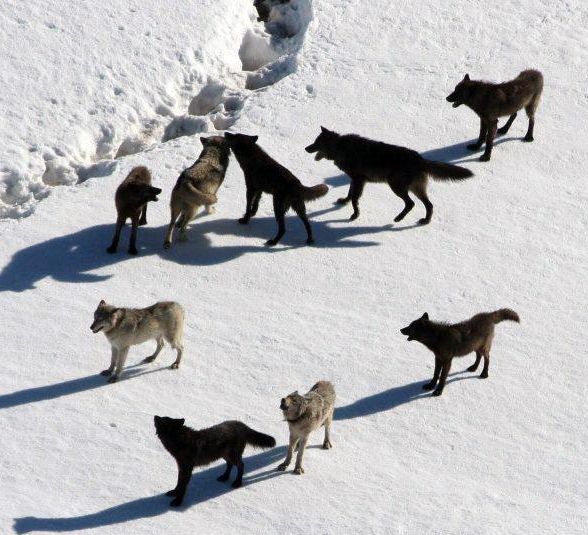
[1,0,587,534]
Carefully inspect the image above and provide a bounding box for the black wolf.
[446,70,543,161]
[400,309,520,397]
[154,415,276,506]
[225,132,328,245]
[305,127,473,223]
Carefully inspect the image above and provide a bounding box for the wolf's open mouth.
[315,152,325,161]
[452,102,460,108]
[91,326,103,333]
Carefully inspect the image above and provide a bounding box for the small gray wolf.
[90,300,185,383]
[107,166,162,255]
[225,132,328,246]
[277,380,335,474]
[400,309,520,396]
[163,136,231,249]
[305,127,473,223]
[446,70,544,161]
[154,415,276,506]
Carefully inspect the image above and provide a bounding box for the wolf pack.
[89,67,543,507]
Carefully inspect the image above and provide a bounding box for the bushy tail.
[491,308,520,324]
[184,182,217,205]
[246,428,276,449]
[423,160,474,181]
[301,183,329,201]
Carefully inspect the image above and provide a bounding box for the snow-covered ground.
[1,0,587,533]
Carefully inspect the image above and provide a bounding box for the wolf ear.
[200,136,209,145]
[320,126,329,134]
[421,312,429,320]
[463,73,470,81]
[250,135,259,143]
[99,299,105,305]
[179,418,185,425]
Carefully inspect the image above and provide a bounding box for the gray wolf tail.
[185,182,218,204]
[491,309,520,324]
[423,160,474,181]
[302,184,329,201]
[246,428,276,449]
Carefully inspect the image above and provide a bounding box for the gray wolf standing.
[163,136,231,249]
[278,380,335,474]
[154,415,276,506]
[400,309,520,397]
[446,70,543,161]
[90,300,185,383]
[225,132,328,246]
[305,127,473,223]
[107,166,162,255]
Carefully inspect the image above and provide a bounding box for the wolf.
[305,127,473,223]
[163,136,231,249]
[446,70,544,161]
[400,309,520,397]
[90,300,185,383]
[277,380,335,474]
[154,415,276,506]
[225,132,328,245]
[106,166,162,255]
[253,0,290,22]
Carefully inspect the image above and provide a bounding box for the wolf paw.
[432,389,443,397]
[108,376,119,384]
[170,362,179,370]
[231,480,242,489]
[217,474,230,482]
[163,241,171,250]
[417,218,430,225]
[336,197,349,205]
[138,220,148,227]
[393,213,405,223]
[478,154,491,162]
[170,497,183,507]
[349,212,359,221]
[238,217,249,225]
[422,382,435,391]
[276,463,288,471]
[322,441,332,450]
[265,239,278,246]
[128,247,138,255]
[143,356,156,363]
[293,466,305,475]
[165,489,178,497]
[522,135,534,142]
[479,372,489,379]
[100,369,113,376]
[106,246,117,254]
[306,238,315,245]
[466,364,478,372]
[467,143,482,151]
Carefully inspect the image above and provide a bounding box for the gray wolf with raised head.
[90,300,185,383]
[225,132,328,246]
[107,166,162,255]
[278,380,335,474]
[154,415,276,506]
[400,309,520,397]
[305,127,473,223]
[164,136,231,249]
[446,70,543,161]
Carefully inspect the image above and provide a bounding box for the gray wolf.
[305,127,473,223]
[107,166,162,255]
[164,136,231,249]
[90,300,185,383]
[400,309,520,396]
[446,70,543,161]
[278,380,335,474]
[154,415,276,506]
[225,132,328,246]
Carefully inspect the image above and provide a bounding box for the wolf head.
[280,391,306,421]
[224,132,259,148]
[90,300,122,333]
[446,74,474,108]
[305,126,340,161]
[200,135,230,155]
[154,415,185,438]
[400,312,430,342]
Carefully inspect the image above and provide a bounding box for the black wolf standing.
[305,127,473,223]
[446,70,543,161]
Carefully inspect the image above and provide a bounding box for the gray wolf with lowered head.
[90,300,185,383]
[446,70,543,161]
[164,136,231,249]
[278,380,335,474]
[400,309,520,397]
[154,415,276,506]
[305,127,473,224]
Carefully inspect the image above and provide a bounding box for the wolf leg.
[106,215,125,254]
[178,206,198,242]
[101,347,118,376]
[390,184,415,222]
[411,179,433,225]
[349,179,365,221]
[109,347,129,383]
[169,344,183,369]
[468,119,487,150]
[250,190,262,217]
[277,434,298,471]
[144,337,164,363]
[523,114,535,142]
[128,213,140,255]
[217,461,233,482]
[336,183,352,205]
[139,205,148,226]
[479,120,498,161]
[497,113,517,136]
[293,436,308,474]
[266,197,287,246]
[467,352,482,372]
[169,464,193,507]
[232,460,244,488]
[423,355,442,390]
[292,199,314,244]
[432,358,452,396]
[164,205,182,249]
[480,351,490,379]
[323,412,333,449]
[239,188,256,224]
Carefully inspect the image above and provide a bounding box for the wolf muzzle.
[90,322,103,333]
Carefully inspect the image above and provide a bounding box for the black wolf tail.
[301,184,329,201]
[423,160,473,181]
[491,309,520,324]
[246,428,276,449]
